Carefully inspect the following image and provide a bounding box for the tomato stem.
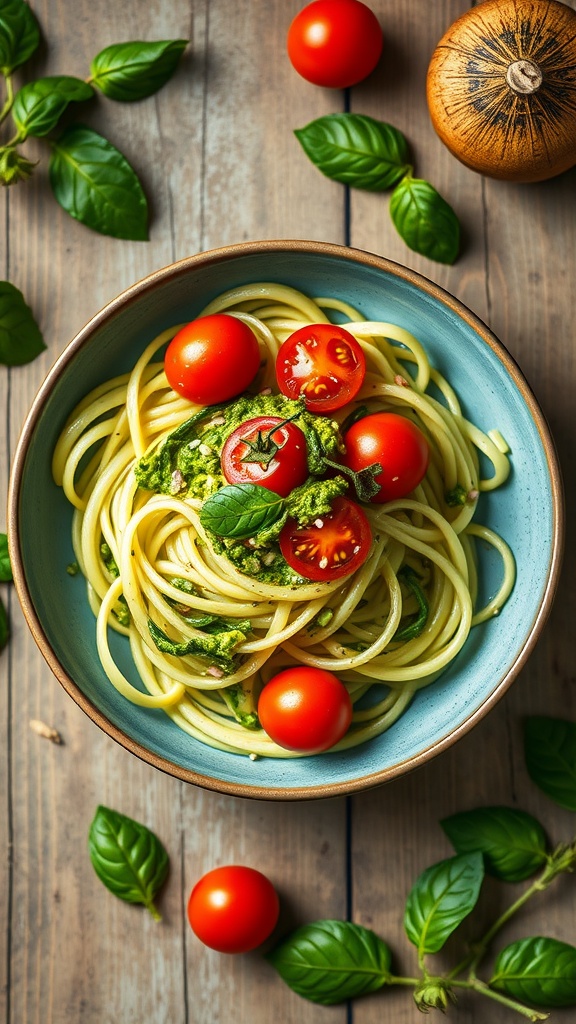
[239,413,300,468]
[321,456,383,502]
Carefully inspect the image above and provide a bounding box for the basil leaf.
[88,805,169,920]
[524,717,576,811]
[200,483,285,539]
[491,936,576,1008]
[267,919,392,1005]
[0,534,12,582]
[390,176,460,265]
[403,852,484,954]
[0,281,45,365]
[90,39,187,102]
[0,597,9,651]
[12,77,94,139]
[294,113,411,192]
[49,125,148,240]
[441,807,549,882]
[0,0,39,74]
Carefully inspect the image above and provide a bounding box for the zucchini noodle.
[52,283,515,758]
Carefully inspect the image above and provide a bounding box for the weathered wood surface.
[1,2,574,1022]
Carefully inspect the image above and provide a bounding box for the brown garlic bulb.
[426,0,576,182]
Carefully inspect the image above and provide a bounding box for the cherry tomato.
[287,0,383,89]
[187,865,280,954]
[259,666,353,753]
[343,412,429,503]
[276,323,366,412]
[279,496,372,582]
[221,416,309,497]
[164,314,260,405]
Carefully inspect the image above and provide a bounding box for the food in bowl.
[51,280,515,758]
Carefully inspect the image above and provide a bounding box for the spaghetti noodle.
[52,283,515,758]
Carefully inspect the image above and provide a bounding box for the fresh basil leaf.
[0,146,36,186]
[524,717,576,811]
[267,919,392,1005]
[491,936,576,1008]
[12,77,94,139]
[49,125,148,240]
[403,852,484,954]
[441,807,549,882]
[0,281,45,365]
[0,534,12,582]
[0,596,9,651]
[90,39,187,102]
[0,0,39,74]
[390,176,460,265]
[88,805,169,920]
[200,483,285,540]
[295,113,411,192]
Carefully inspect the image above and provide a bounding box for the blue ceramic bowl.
[8,241,564,799]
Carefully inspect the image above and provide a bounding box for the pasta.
[52,283,515,758]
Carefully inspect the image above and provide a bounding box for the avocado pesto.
[135,393,344,501]
[135,392,349,587]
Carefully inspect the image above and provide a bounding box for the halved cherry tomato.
[258,666,353,753]
[221,416,309,497]
[276,323,366,412]
[287,0,384,89]
[343,412,429,503]
[164,313,260,405]
[187,865,279,954]
[279,495,371,581]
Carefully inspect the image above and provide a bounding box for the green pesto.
[134,393,344,501]
[220,681,260,730]
[148,618,249,674]
[100,540,119,577]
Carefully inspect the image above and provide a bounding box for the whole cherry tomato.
[221,416,309,496]
[276,323,366,412]
[279,496,372,581]
[258,666,353,753]
[343,412,429,503]
[287,0,383,89]
[187,865,280,954]
[164,314,260,405]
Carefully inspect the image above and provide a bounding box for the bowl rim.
[7,238,565,800]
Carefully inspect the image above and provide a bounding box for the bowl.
[8,240,564,799]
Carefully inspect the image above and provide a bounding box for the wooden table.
[1,2,575,1021]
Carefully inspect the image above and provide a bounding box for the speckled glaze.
[8,241,564,799]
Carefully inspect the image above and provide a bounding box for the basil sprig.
[294,112,460,265]
[200,483,285,540]
[49,125,148,240]
[441,806,549,882]
[0,0,39,75]
[0,6,187,237]
[524,716,576,811]
[267,920,392,1005]
[88,806,169,921]
[0,281,45,365]
[268,719,576,1017]
[89,40,188,102]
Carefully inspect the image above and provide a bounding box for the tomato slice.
[221,416,308,497]
[279,496,372,582]
[276,323,366,412]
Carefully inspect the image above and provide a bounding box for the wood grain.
[1,1,575,1023]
